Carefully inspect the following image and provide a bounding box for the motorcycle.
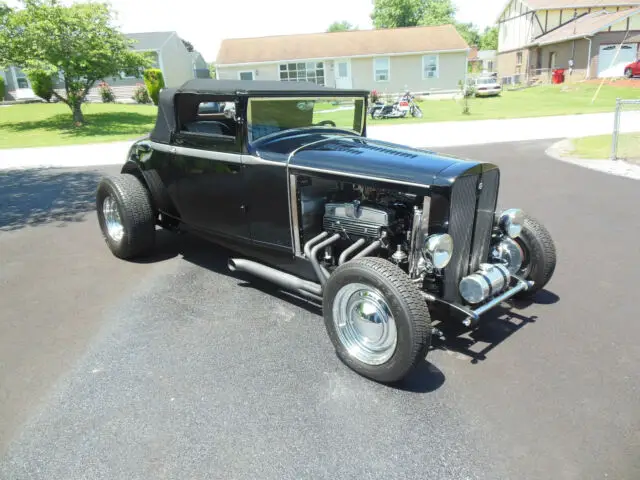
[368,91,424,119]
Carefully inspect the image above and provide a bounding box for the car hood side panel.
[281,134,487,186]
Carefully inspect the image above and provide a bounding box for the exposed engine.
[323,201,399,240]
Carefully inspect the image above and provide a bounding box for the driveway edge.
[545,139,640,181]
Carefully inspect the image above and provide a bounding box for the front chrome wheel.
[102,195,124,243]
[332,283,397,365]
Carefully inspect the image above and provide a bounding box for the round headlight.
[423,234,454,269]
[499,208,525,238]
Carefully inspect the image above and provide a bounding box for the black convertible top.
[150,80,369,144]
[177,79,369,97]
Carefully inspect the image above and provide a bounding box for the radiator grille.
[470,169,500,272]
[442,175,477,303]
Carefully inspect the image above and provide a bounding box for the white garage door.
[598,44,638,78]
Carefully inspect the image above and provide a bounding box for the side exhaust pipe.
[339,238,366,265]
[310,233,340,286]
[353,240,382,260]
[228,258,322,300]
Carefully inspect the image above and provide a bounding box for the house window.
[279,62,325,85]
[239,71,254,80]
[516,51,523,65]
[422,54,439,79]
[14,68,29,89]
[374,57,390,81]
[487,60,494,71]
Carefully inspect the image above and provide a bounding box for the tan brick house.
[496,0,640,82]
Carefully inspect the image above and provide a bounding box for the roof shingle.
[126,32,176,51]
[216,25,469,65]
[525,0,640,9]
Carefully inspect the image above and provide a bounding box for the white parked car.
[467,75,502,97]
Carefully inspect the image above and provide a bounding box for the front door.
[334,60,352,89]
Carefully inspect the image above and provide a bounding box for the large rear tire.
[323,257,432,383]
[514,215,557,299]
[96,174,156,260]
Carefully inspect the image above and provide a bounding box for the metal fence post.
[611,98,622,161]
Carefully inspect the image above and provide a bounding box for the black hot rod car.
[96,79,556,383]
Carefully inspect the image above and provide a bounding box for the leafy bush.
[98,81,115,103]
[370,89,380,103]
[143,69,165,106]
[0,76,5,100]
[29,71,54,102]
[132,83,151,104]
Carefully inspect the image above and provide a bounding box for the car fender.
[121,159,177,217]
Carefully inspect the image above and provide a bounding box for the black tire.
[323,257,432,383]
[624,68,633,79]
[96,174,156,259]
[514,215,557,299]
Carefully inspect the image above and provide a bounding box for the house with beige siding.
[214,25,470,96]
[497,0,640,82]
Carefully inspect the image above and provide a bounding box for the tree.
[0,0,150,125]
[208,62,216,79]
[371,0,458,29]
[0,2,11,67]
[182,39,195,52]
[327,20,356,32]
[455,22,481,47]
[480,26,499,50]
[371,0,428,28]
[419,0,456,26]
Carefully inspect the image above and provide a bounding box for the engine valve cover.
[323,201,395,239]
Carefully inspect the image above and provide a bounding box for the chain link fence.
[611,98,640,163]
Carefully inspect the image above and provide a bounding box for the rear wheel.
[96,174,156,259]
[323,257,432,383]
[625,68,633,79]
[513,215,557,299]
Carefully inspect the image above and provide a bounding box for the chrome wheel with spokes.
[102,195,124,243]
[332,283,398,366]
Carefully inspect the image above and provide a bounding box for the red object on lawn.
[552,69,566,84]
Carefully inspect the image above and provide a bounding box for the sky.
[7,0,507,62]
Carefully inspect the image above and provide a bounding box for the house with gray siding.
[2,31,209,102]
[215,25,470,96]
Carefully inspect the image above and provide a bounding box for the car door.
[634,61,640,76]
[172,98,250,241]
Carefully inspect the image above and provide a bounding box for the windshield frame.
[246,96,366,144]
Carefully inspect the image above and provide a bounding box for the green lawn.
[570,133,640,162]
[1,83,638,149]
[366,83,640,125]
[0,102,157,149]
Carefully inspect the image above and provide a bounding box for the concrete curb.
[545,138,640,181]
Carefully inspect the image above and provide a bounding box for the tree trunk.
[72,102,84,125]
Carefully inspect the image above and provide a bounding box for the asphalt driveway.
[1,140,638,479]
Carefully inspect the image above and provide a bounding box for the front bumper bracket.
[422,277,535,326]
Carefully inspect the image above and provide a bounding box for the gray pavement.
[1,141,639,479]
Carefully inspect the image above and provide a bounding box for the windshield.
[247,96,366,142]
[476,77,497,85]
